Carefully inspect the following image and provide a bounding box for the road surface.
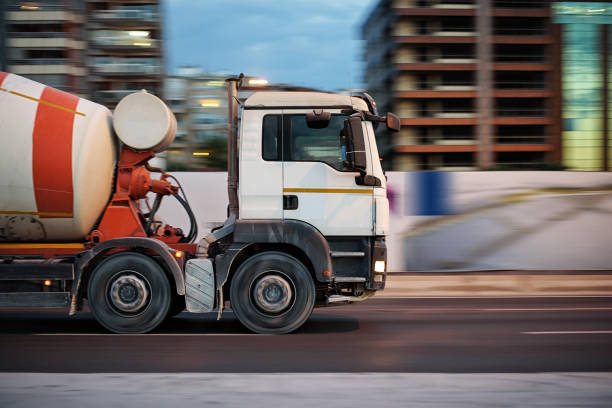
[1,296,611,373]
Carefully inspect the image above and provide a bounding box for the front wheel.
[87,252,172,334]
[230,251,315,334]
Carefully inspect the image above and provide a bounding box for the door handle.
[283,195,299,210]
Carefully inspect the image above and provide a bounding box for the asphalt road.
[0,297,611,373]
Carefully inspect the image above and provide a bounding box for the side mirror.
[306,109,331,129]
[386,112,401,132]
[344,114,367,171]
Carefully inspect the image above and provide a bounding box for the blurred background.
[0,0,612,171]
[1,0,611,271]
[1,0,610,172]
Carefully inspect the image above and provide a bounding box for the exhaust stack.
[226,74,243,221]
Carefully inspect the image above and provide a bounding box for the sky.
[164,0,378,92]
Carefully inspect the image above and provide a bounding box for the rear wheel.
[87,252,171,334]
[230,251,315,334]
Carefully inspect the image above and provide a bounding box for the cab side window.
[262,113,350,171]
[262,114,281,161]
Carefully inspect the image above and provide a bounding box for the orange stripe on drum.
[32,87,79,219]
[0,71,9,87]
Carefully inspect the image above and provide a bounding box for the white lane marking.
[481,308,612,311]
[522,331,612,335]
[376,295,612,299]
[33,333,269,337]
[363,307,612,313]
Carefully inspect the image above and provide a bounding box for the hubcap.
[109,273,149,313]
[252,274,292,313]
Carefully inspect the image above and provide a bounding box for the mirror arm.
[362,112,386,123]
[355,172,382,187]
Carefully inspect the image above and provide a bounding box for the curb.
[379,272,612,297]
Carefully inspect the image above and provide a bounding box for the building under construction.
[363,0,611,171]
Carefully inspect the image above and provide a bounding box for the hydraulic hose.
[174,193,198,243]
[144,164,198,243]
[164,174,198,243]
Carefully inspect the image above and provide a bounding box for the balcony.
[434,85,475,92]
[432,1,475,9]
[93,89,145,102]
[494,0,548,8]
[392,0,476,16]
[493,50,550,71]
[393,23,477,41]
[495,125,548,144]
[7,31,68,38]
[395,89,477,98]
[9,58,69,65]
[432,111,477,118]
[92,9,159,23]
[493,1,549,17]
[92,62,161,75]
[398,106,478,125]
[394,79,476,91]
[494,26,549,37]
[395,62,477,71]
[494,80,547,90]
[494,52,548,63]
[90,37,159,49]
[496,108,548,117]
[494,100,551,125]
[429,28,476,36]
[393,49,477,64]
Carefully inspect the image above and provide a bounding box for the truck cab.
[196,88,398,333]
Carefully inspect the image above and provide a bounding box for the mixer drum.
[0,72,117,241]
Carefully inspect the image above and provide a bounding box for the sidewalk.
[380,270,612,297]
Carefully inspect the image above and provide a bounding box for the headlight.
[374,260,385,273]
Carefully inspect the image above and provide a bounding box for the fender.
[221,219,333,284]
[70,237,185,314]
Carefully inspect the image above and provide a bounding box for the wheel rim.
[251,273,293,314]
[108,271,150,315]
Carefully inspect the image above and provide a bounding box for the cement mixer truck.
[0,72,400,334]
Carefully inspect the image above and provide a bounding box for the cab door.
[281,110,373,236]
[239,109,283,220]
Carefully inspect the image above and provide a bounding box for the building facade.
[2,0,87,95]
[85,0,163,107]
[363,0,611,171]
[1,0,163,105]
[164,69,228,171]
[554,2,611,171]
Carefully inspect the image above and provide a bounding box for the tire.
[230,251,315,334]
[87,252,171,334]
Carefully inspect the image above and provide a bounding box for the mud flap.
[185,258,215,313]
